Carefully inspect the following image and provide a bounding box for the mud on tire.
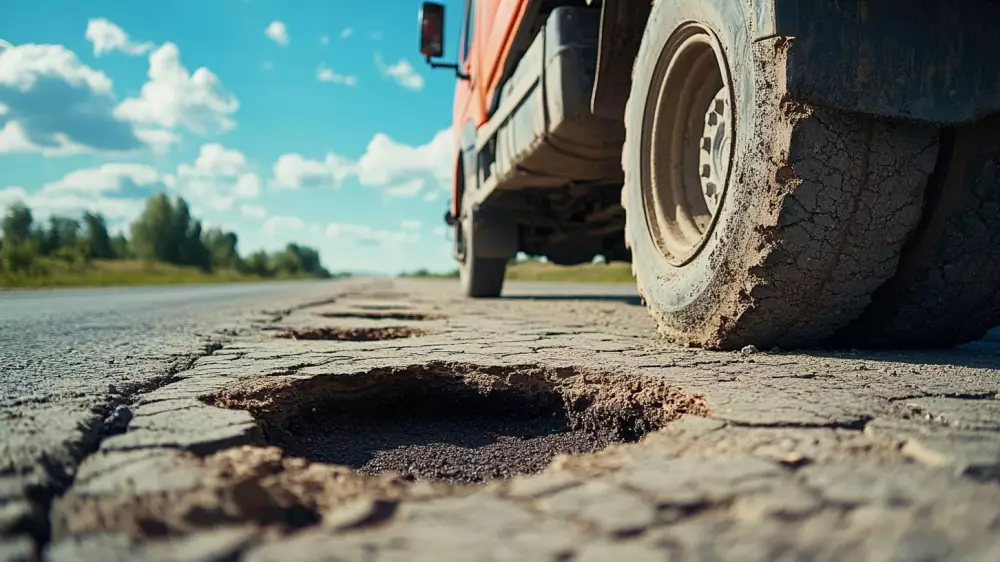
[841,115,1000,348]
[621,0,939,349]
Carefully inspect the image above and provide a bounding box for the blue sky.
[0,0,468,274]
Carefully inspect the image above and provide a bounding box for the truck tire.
[459,213,507,298]
[621,0,939,349]
[840,115,1000,348]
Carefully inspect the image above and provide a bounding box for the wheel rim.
[641,23,734,266]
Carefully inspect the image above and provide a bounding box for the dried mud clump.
[206,363,710,484]
[274,326,426,341]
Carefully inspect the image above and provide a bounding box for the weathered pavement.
[5,278,1000,561]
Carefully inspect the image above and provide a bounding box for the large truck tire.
[459,213,508,298]
[621,0,939,349]
[840,115,1000,348]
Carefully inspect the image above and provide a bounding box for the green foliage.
[130,194,211,270]
[0,240,43,274]
[111,233,130,259]
[1,194,333,288]
[2,203,34,244]
[241,250,272,277]
[269,243,329,278]
[399,268,459,278]
[42,216,81,256]
[83,212,116,259]
[203,228,241,270]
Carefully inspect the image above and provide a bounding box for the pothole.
[274,327,426,341]
[317,311,443,321]
[206,363,710,484]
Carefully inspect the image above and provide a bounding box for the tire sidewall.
[624,0,761,335]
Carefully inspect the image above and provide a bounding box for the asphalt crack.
[14,339,227,559]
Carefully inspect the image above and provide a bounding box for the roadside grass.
[1,259,281,289]
[400,260,634,284]
[505,260,633,283]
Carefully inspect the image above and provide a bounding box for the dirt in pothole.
[207,362,710,484]
[274,326,426,341]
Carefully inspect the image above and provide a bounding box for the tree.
[242,250,272,277]
[203,228,240,270]
[130,193,174,262]
[111,233,130,259]
[268,244,330,278]
[2,203,34,244]
[82,212,115,259]
[130,194,211,270]
[42,216,81,256]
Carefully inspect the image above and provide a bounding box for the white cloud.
[325,221,419,246]
[0,184,146,222]
[340,28,354,39]
[265,21,289,46]
[43,163,162,195]
[355,128,451,189]
[376,53,424,91]
[115,43,239,135]
[263,215,304,238]
[240,204,267,219]
[178,143,247,178]
[269,128,451,198]
[401,219,422,230]
[134,128,180,153]
[172,144,259,210]
[432,225,447,236]
[85,18,153,56]
[423,190,441,202]
[0,44,112,92]
[271,152,351,189]
[319,35,330,45]
[0,42,146,155]
[316,64,357,86]
[0,102,7,115]
[387,179,424,198]
[234,173,261,198]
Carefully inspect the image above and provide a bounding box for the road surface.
[2,278,1000,561]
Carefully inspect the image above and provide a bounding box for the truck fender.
[590,0,651,121]
[594,0,1000,126]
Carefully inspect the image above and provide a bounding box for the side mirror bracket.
[425,56,470,81]
[418,2,470,81]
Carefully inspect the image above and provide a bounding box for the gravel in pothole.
[207,363,710,484]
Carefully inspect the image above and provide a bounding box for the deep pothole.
[206,363,709,484]
[274,326,426,341]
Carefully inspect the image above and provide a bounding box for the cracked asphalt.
[4,278,1000,561]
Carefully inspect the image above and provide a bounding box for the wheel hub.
[640,23,734,266]
[699,88,731,213]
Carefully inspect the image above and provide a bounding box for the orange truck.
[418,0,1000,350]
